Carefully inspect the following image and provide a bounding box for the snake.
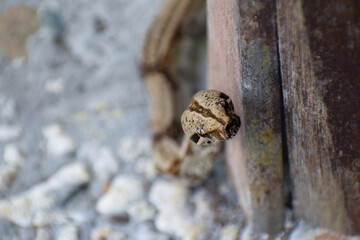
[141,0,240,181]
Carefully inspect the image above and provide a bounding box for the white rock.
[149,180,206,240]
[0,144,26,190]
[3,144,25,165]
[42,124,76,157]
[32,211,68,226]
[241,225,269,240]
[127,200,155,222]
[135,156,158,179]
[117,138,151,163]
[91,225,127,240]
[0,165,18,190]
[44,78,64,94]
[220,224,240,240]
[192,191,214,223]
[0,162,90,227]
[149,179,188,211]
[86,144,119,182]
[0,125,21,141]
[35,228,51,240]
[78,143,120,195]
[288,221,315,240]
[56,224,79,240]
[32,210,89,227]
[96,175,145,216]
[155,212,206,240]
[133,224,170,240]
[0,96,15,120]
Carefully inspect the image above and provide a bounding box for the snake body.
[141,0,222,180]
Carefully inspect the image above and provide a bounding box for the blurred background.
[0,0,243,239]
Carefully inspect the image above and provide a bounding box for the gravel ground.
[0,0,244,239]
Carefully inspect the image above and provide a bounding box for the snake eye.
[190,133,200,144]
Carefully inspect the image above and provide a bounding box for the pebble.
[44,78,64,94]
[32,210,89,227]
[0,165,18,190]
[149,179,206,240]
[240,225,269,240]
[0,144,25,190]
[91,225,127,240]
[96,175,145,216]
[133,224,171,240]
[127,200,156,222]
[78,143,119,195]
[192,191,214,223]
[56,225,79,240]
[117,138,151,163]
[286,221,360,240]
[3,144,25,165]
[0,125,21,141]
[0,162,90,227]
[220,224,240,240]
[35,228,51,240]
[42,124,76,157]
[149,179,188,211]
[0,96,15,120]
[135,156,158,179]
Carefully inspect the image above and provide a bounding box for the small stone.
[91,225,127,240]
[117,138,151,163]
[35,228,51,240]
[89,145,119,182]
[73,111,90,122]
[44,78,64,94]
[149,180,206,240]
[0,162,90,227]
[287,222,360,240]
[133,224,170,240]
[0,165,18,190]
[0,96,15,120]
[127,200,156,222]
[155,212,206,240]
[0,125,21,141]
[192,191,214,223]
[42,124,76,157]
[32,211,68,226]
[149,179,188,211]
[3,144,25,165]
[56,225,79,240]
[288,221,315,240]
[135,156,158,179]
[32,210,89,227]
[220,224,240,240]
[78,143,119,196]
[0,144,25,190]
[96,175,145,216]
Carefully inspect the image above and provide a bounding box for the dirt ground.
[0,1,243,239]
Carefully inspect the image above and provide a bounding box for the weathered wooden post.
[208,0,285,238]
[208,0,360,238]
[278,0,360,234]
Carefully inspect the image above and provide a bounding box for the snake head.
[181,90,241,145]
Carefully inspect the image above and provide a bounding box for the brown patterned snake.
[141,0,240,181]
